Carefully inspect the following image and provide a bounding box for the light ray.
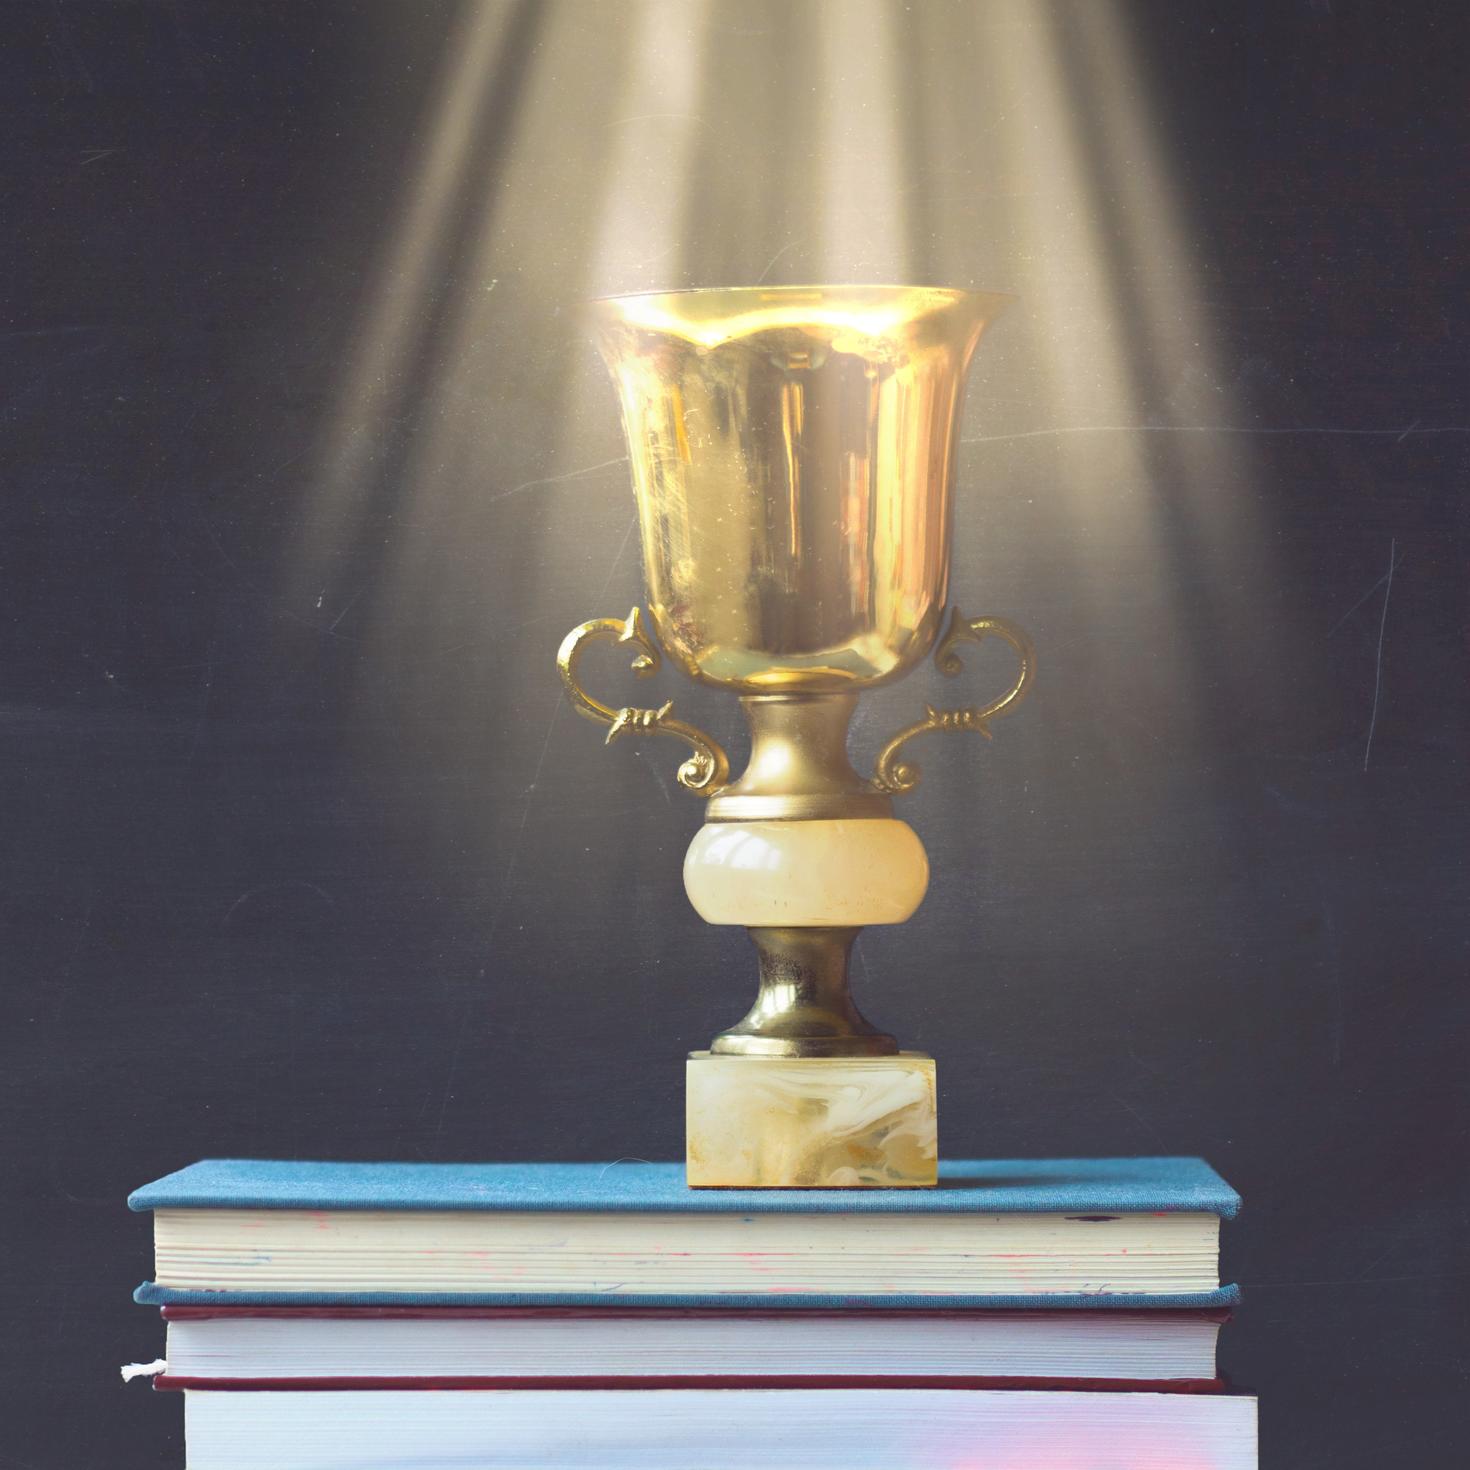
[279,0,1273,891]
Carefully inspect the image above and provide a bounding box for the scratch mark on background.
[1110,1091,1169,1151]
[597,1157,654,1177]
[631,242,678,272]
[963,423,1469,445]
[756,240,800,284]
[221,881,337,926]
[616,112,714,133]
[431,611,560,661]
[1362,537,1396,772]
[327,588,364,632]
[640,751,673,805]
[485,512,634,915]
[1327,546,1406,636]
[0,324,102,342]
[437,456,629,524]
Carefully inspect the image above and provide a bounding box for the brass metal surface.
[873,609,1035,794]
[559,284,1036,1082]
[710,926,898,1057]
[556,607,729,794]
[707,691,894,822]
[589,285,1010,694]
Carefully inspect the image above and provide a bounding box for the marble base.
[686,1051,938,1188]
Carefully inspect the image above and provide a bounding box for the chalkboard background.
[4,3,1466,1465]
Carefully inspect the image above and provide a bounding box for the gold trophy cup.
[558,286,1033,1187]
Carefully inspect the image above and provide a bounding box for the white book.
[158,1306,1226,1386]
[183,1388,1258,1470]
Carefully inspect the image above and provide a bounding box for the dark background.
[3,2,1467,1465]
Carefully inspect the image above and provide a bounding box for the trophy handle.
[557,607,730,795]
[872,609,1035,795]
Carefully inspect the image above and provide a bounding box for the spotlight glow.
[284,0,1266,859]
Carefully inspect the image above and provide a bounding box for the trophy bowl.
[558,285,1034,1186]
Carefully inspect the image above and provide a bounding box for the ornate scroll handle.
[872,609,1036,796]
[556,607,730,796]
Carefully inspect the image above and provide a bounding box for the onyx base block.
[685,1051,938,1188]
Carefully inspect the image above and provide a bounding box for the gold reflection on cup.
[558,284,1034,1081]
[588,285,1010,692]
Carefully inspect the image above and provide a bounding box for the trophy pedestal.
[686,1051,937,1188]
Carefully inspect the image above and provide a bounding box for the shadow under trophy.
[558,285,1033,1187]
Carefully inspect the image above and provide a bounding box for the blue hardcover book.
[132,1156,1240,1310]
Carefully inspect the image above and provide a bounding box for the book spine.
[137,1284,1245,1309]
[158,1304,1233,1324]
[153,1375,1227,1394]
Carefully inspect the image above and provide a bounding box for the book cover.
[130,1155,1241,1216]
[148,1304,1230,1392]
[178,1387,1259,1469]
[132,1156,1240,1309]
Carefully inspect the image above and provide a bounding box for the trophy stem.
[706,693,893,823]
[710,927,899,1058]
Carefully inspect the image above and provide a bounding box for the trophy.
[558,286,1033,1188]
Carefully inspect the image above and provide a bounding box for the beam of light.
[816,0,905,280]
[286,0,537,604]
[353,0,719,742]
[585,1,712,296]
[1053,2,1276,711]
[280,0,1274,902]
[879,2,1269,760]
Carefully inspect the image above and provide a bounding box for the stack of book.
[128,1156,1257,1467]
